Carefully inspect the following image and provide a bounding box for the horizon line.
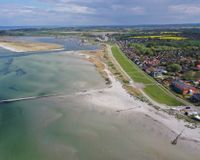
[0,22,200,28]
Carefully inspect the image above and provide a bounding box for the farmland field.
[131,35,186,40]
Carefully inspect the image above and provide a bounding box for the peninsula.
[0,39,63,52]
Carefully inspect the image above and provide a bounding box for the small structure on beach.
[193,115,200,121]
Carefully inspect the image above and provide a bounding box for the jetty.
[171,130,184,145]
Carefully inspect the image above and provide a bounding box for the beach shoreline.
[0,40,64,52]
[75,49,200,151]
[0,47,199,157]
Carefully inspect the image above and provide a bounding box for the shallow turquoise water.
[0,37,199,160]
[1,97,199,160]
[0,52,104,100]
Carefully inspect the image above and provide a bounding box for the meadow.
[111,45,184,106]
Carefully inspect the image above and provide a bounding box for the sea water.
[0,37,199,160]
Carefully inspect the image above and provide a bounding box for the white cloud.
[0,5,38,17]
[130,7,145,15]
[169,4,200,16]
[111,5,145,15]
[0,3,95,17]
[52,4,96,14]
[1,0,200,25]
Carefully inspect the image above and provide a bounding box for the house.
[156,68,167,74]
[193,65,200,71]
[196,64,200,69]
[171,80,198,95]
[150,67,168,78]
[150,71,163,78]
[134,59,140,65]
[190,93,200,103]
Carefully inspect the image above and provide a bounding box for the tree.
[167,63,182,72]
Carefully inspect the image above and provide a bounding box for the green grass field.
[111,45,183,106]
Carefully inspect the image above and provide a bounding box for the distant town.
[111,29,200,104]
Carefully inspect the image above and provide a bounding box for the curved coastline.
[77,48,200,151]
[0,37,199,159]
[0,40,64,52]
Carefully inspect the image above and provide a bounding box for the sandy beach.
[2,47,199,150]
[74,49,200,153]
[0,40,64,52]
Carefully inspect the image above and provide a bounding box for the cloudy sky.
[0,0,200,26]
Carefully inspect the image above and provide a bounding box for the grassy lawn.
[111,45,183,106]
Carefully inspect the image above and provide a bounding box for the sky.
[0,0,200,26]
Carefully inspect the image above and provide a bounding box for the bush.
[131,43,154,56]
[167,63,182,72]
